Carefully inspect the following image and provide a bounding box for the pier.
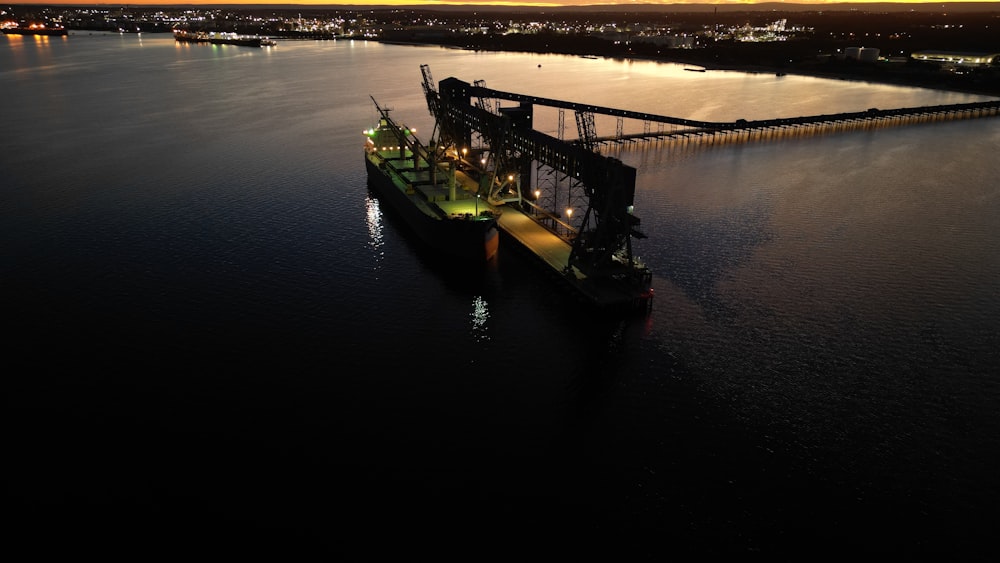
[595,100,1000,148]
[416,65,998,312]
[422,65,654,311]
[465,82,1000,148]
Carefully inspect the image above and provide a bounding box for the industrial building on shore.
[911,50,1000,68]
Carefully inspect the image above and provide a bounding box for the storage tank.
[859,47,880,62]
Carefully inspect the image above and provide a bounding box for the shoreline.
[591,52,1000,99]
[401,39,1000,99]
[663,58,1000,99]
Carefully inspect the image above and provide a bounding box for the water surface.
[4,33,999,557]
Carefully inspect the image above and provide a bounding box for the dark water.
[4,34,999,557]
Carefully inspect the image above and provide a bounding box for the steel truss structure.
[420,65,647,285]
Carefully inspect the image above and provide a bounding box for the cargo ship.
[3,26,67,36]
[364,98,500,262]
[173,30,269,47]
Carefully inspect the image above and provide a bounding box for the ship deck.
[382,154,495,218]
[378,148,647,310]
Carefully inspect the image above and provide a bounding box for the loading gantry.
[420,66,648,292]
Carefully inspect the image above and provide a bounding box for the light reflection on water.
[364,194,384,268]
[470,295,490,343]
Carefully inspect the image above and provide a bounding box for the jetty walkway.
[471,83,1000,146]
[596,100,1000,146]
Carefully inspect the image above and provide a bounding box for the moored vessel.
[3,26,67,36]
[173,30,267,47]
[364,98,500,262]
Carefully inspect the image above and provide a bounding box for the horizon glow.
[9,1,996,7]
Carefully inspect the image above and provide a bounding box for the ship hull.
[365,157,499,262]
[3,28,67,36]
[208,37,262,47]
[173,32,263,47]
